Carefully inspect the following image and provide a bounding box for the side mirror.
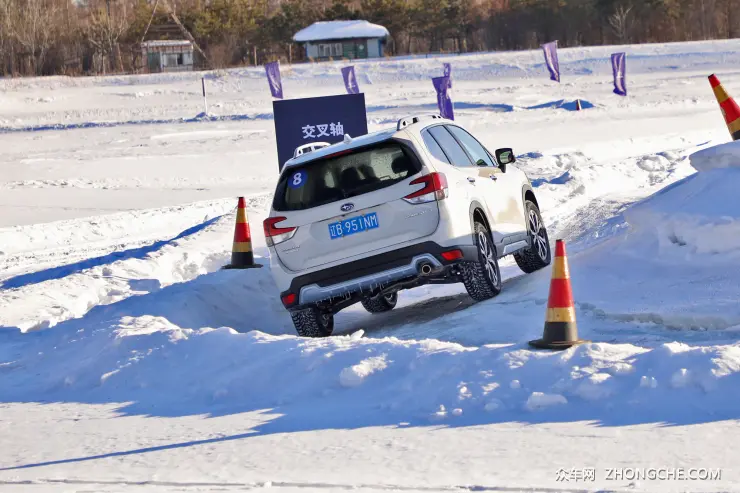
[495,148,515,172]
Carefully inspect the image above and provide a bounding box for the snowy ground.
[3,39,740,492]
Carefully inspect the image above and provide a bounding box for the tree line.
[0,0,737,76]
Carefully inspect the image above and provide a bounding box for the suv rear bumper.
[280,241,478,311]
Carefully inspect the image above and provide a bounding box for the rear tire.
[290,307,334,338]
[514,200,552,274]
[361,292,398,313]
[460,221,502,302]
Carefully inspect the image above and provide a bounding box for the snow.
[141,40,193,48]
[690,139,740,172]
[524,392,568,411]
[338,355,389,388]
[292,20,390,43]
[3,39,740,491]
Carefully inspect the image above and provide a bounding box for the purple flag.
[443,63,452,88]
[611,52,627,96]
[432,76,454,120]
[341,66,360,95]
[541,41,560,83]
[265,61,283,99]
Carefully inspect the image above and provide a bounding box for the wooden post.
[254,45,258,66]
[201,77,208,115]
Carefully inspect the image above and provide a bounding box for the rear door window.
[427,126,473,167]
[447,126,496,167]
[273,141,422,211]
[421,130,450,164]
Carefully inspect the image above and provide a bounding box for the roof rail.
[293,141,331,159]
[396,114,443,131]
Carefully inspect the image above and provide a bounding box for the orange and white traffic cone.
[709,74,740,141]
[529,239,588,350]
[223,197,262,269]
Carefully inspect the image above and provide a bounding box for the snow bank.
[3,314,740,426]
[0,195,283,333]
[690,139,740,172]
[625,166,740,258]
[551,141,740,332]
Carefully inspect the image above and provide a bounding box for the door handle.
[467,177,476,183]
[490,174,498,181]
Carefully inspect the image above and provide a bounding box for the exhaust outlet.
[419,263,433,276]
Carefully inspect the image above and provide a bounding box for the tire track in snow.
[0,478,624,493]
[333,145,700,343]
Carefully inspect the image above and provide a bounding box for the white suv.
[263,114,551,337]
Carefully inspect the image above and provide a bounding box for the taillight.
[263,216,297,246]
[441,249,463,261]
[281,293,297,307]
[403,172,449,204]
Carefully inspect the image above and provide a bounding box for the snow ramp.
[3,142,740,430]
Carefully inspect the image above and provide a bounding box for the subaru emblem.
[340,203,354,212]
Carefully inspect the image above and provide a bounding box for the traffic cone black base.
[223,261,263,270]
[529,323,588,350]
[529,239,590,351]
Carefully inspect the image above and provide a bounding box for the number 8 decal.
[288,170,307,189]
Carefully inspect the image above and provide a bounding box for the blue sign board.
[272,93,368,171]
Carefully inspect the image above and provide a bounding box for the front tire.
[290,307,334,338]
[460,221,502,302]
[361,292,398,313]
[514,200,552,274]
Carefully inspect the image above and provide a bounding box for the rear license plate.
[329,212,379,239]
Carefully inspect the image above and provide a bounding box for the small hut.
[293,20,389,61]
[141,40,194,73]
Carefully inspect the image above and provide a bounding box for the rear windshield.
[273,141,422,211]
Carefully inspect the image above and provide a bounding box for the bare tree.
[0,0,10,73]
[609,5,633,43]
[84,0,129,74]
[8,0,60,74]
